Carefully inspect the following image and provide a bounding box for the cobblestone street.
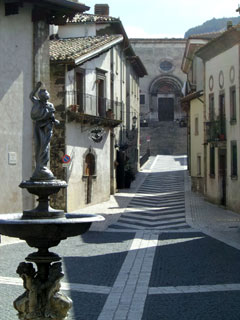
[1,155,240,319]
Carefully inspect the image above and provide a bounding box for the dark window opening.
[209,94,214,121]
[160,60,173,72]
[219,93,225,136]
[76,71,85,112]
[5,3,19,16]
[210,145,215,177]
[231,141,237,178]
[140,94,145,105]
[230,86,236,123]
[85,153,95,176]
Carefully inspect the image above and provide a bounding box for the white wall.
[66,122,110,211]
[58,24,96,38]
[0,2,33,213]
[205,44,240,208]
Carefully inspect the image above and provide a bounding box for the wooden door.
[158,98,174,121]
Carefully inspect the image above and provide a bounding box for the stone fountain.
[0,82,104,320]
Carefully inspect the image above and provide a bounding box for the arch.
[148,75,184,122]
[149,75,183,95]
[85,153,95,176]
[82,147,97,175]
[82,147,97,204]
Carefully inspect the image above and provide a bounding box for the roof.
[188,31,223,40]
[27,0,89,12]
[181,90,203,103]
[196,25,240,61]
[63,13,147,77]
[181,31,225,73]
[130,38,186,43]
[67,13,119,24]
[50,35,123,64]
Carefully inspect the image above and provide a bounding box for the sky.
[82,0,240,38]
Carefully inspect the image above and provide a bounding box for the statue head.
[38,89,50,102]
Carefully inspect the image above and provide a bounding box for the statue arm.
[29,81,42,102]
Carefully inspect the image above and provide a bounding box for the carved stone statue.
[30,82,59,181]
[14,262,72,320]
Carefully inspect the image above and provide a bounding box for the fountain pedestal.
[0,82,104,319]
[0,179,104,320]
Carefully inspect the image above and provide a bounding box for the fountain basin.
[0,213,104,249]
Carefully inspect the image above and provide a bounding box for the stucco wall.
[205,44,240,209]
[0,2,34,213]
[190,97,204,177]
[66,123,110,211]
[58,24,96,38]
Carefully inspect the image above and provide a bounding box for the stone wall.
[50,64,67,211]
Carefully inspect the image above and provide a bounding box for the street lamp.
[132,115,137,129]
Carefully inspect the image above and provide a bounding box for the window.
[209,94,214,121]
[231,141,238,178]
[195,116,199,135]
[140,94,145,105]
[219,93,225,137]
[115,49,119,74]
[96,69,106,117]
[76,70,85,112]
[160,60,173,72]
[210,145,215,176]
[230,86,236,123]
[5,3,19,16]
[197,155,201,176]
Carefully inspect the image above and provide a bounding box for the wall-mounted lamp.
[132,115,137,130]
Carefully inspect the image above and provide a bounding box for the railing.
[206,119,226,142]
[140,148,150,167]
[65,91,123,121]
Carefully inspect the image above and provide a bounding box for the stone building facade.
[49,14,146,211]
[0,0,88,214]
[130,38,188,156]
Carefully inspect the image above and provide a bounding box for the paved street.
[1,155,240,319]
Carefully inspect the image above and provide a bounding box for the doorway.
[85,153,96,204]
[218,149,226,206]
[158,97,174,121]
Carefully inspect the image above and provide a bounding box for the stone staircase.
[140,121,187,156]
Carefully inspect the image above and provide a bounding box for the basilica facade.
[131,38,188,155]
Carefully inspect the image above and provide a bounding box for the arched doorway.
[149,75,183,122]
[84,152,96,204]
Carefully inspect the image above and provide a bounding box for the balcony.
[65,92,122,127]
[206,119,226,143]
[66,91,122,120]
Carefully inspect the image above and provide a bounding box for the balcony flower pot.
[106,109,114,119]
[68,104,79,112]
[219,134,225,140]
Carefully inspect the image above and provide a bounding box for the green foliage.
[184,17,240,38]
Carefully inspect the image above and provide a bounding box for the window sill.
[231,175,238,180]
[209,174,215,179]
[82,175,97,180]
[230,119,237,125]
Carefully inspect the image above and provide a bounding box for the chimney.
[227,20,233,30]
[94,4,109,16]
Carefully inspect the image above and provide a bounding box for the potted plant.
[106,109,114,119]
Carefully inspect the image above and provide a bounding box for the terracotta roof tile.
[50,35,122,62]
[67,13,119,24]
[188,31,224,40]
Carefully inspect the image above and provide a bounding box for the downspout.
[203,61,207,195]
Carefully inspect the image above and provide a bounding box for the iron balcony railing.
[65,91,123,121]
[206,118,226,142]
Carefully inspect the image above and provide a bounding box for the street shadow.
[174,155,188,167]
